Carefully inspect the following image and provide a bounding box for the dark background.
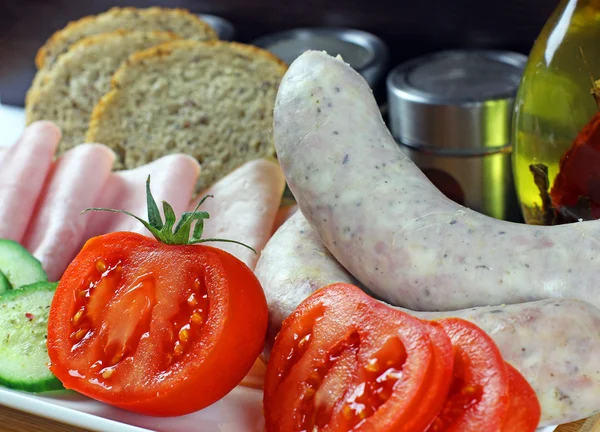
[0,0,560,107]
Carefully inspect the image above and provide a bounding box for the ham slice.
[22,144,115,281]
[190,159,286,270]
[272,203,298,235]
[85,154,200,239]
[0,121,61,242]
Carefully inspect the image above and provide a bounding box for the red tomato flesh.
[399,321,454,432]
[47,232,268,416]
[264,283,454,432]
[426,318,510,432]
[500,363,542,432]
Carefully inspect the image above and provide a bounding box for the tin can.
[253,28,389,89]
[386,50,527,221]
[198,14,235,41]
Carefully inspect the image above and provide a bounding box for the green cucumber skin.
[0,239,47,289]
[0,271,12,295]
[0,282,63,392]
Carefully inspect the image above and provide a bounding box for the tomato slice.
[264,283,454,432]
[47,232,268,416]
[400,321,454,432]
[426,318,510,432]
[500,363,541,432]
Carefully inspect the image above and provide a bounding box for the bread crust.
[26,30,181,151]
[86,40,288,190]
[35,7,217,69]
[88,39,288,142]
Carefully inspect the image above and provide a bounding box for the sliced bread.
[35,7,217,70]
[25,31,181,153]
[27,7,217,108]
[86,40,288,191]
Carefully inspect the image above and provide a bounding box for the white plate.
[0,386,264,432]
[0,103,559,432]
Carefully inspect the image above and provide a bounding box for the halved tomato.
[426,318,510,432]
[500,363,541,432]
[47,182,268,416]
[264,283,454,432]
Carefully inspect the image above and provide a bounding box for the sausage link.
[273,51,600,312]
[255,211,600,426]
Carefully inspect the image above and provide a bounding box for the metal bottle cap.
[386,50,527,154]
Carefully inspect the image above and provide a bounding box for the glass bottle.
[512,0,600,225]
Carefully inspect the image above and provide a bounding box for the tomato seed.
[110,351,124,365]
[187,294,198,306]
[101,368,114,379]
[364,358,379,372]
[429,417,444,431]
[71,328,88,342]
[297,334,311,350]
[356,406,367,420]
[376,388,392,402]
[174,341,184,355]
[191,311,204,325]
[306,371,322,387]
[95,259,107,273]
[342,405,353,419]
[461,385,477,395]
[193,278,202,290]
[303,387,316,400]
[71,308,85,325]
[179,325,190,342]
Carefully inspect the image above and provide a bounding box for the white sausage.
[273,51,600,311]
[255,211,600,426]
[256,210,361,355]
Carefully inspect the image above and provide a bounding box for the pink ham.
[22,144,115,281]
[190,159,286,270]
[0,121,61,242]
[272,203,298,235]
[84,154,200,239]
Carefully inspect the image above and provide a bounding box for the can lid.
[252,28,389,88]
[386,50,527,152]
[198,14,235,41]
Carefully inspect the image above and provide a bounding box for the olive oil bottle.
[513,0,600,224]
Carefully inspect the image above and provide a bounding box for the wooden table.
[0,404,596,432]
[557,414,600,432]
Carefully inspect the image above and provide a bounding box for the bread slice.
[27,7,217,108]
[25,31,181,153]
[35,7,217,70]
[86,40,288,191]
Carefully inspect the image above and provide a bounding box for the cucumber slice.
[0,239,47,288]
[0,281,63,392]
[0,271,12,294]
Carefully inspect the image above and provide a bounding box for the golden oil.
[513,0,600,224]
